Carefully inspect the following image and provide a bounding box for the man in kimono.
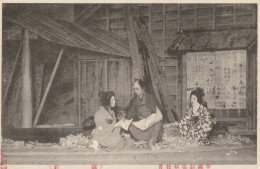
[125,79,163,146]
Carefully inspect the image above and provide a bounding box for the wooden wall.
[2,4,257,128]
[82,4,256,58]
[77,52,132,124]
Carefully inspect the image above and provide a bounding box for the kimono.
[91,106,123,149]
[176,104,212,145]
[126,92,163,143]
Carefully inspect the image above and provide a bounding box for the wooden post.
[177,55,183,118]
[73,59,79,125]
[34,64,44,112]
[21,30,33,128]
[181,54,187,116]
[123,5,144,80]
[33,48,64,127]
[78,59,82,125]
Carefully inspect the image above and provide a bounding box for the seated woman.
[125,79,163,146]
[91,91,123,149]
[173,87,212,145]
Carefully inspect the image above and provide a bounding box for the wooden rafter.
[75,4,103,25]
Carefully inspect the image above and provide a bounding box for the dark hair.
[98,91,115,107]
[133,79,145,89]
[190,87,205,105]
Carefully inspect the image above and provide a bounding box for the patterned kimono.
[91,106,123,149]
[176,104,212,145]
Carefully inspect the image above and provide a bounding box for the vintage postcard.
[0,1,259,169]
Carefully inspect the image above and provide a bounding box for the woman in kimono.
[174,87,212,145]
[91,91,124,149]
[125,79,163,146]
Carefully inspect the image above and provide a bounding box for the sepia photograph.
[0,2,258,167]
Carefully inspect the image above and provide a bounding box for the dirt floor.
[2,135,257,165]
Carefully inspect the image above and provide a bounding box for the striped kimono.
[176,104,212,145]
[91,106,123,149]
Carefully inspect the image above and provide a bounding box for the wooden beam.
[131,6,176,122]
[21,29,33,128]
[3,40,22,106]
[252,50,257,130]
[123,5,144,80]
[246,50,253,130]
[75,5,103,25]
[34,64,44,112]
[78,59,82,126]
[177,55,183,119]
[73,59,79,126]
[181,54,187,117]
[33,48,64,127]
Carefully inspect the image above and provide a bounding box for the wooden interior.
[1,3,257,134]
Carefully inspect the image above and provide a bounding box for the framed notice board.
[186,50,247,109]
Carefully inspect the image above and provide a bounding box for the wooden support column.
[21,30,33,128]
[78,59,82,125]
[33,48,64,127]
[181,54,187,116]
[73,59,79,125]
[123,5,144,80]
[131,6,176,122]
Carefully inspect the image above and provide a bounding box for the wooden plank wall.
[78,57,132,123]
[84,4,256,58]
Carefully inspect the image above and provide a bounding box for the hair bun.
[195,87,205,97]
[98,91,103,97]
